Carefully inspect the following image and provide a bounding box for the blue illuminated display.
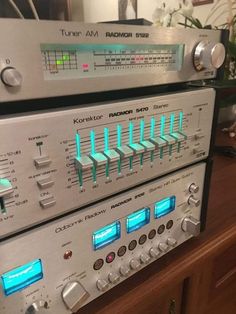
[126,208,150,233]
[93,221,121,250]
[1,259,43,296]
[154,196,176,218]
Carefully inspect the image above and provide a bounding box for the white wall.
[71,0,233,27]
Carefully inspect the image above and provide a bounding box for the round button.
[157,224,165,235]
[166,220,174,230]
[93,258,104,271]
[128,239,137,251]
[117,245,127,257]
[1,67,23,87]
[106,252,115,263]
[148,229,156,239]
[138,234,147,245]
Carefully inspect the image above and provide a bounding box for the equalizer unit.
[0,162,205,314]
[0,88,215,239]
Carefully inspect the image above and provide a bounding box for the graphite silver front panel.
[0,163,205,314]
[0,88,214,239]
[0,19,223,102]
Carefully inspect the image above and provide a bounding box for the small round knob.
[96,279,109,292]
[119,265,130,277]
[1,67,23,87]
[167,237,177,247]
[149,247,160,258]
[193,41,225,71]
[158,242,168,253]
[108,272,120,284]
[130,258,141,270]
[140,253,151,264]
[25,300,49,314]
[188,195,200,207]
[189,183,199,194]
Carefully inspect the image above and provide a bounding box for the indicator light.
[154,196,176,218]
[126,208,150,233]
[93,221,121,250]
[1,259,43,296]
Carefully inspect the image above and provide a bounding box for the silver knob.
[1,67,23,87]
[25,300,49,314]
[130,258,141,270]
[119,264,130,277]
[149,247,160,258]
[96,279,109,292]
[188,195,200,207]
[140,253,151,264]
[158,242,168,253]
[62,281,90,313]
[167,237,177,247]
[189,183,199,194]
[193,41,225,71]
[108,272,120,284]
[182,216,201,236]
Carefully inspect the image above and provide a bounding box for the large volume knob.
[62,281,90,313]
[1,67,23,87]
[25,300,49,314]
[182,216,200,236]
[193,41,225,71]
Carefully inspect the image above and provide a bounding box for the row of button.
[75,131,186,171]
[96,237,178,291]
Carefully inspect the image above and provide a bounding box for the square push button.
[37,177,54,189]
[34,156,51,168]
[40,196,56,209]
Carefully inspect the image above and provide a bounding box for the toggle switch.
[0,178,13,198]
[103,149,120,162]
[34,156,51,168]
[90,152,107,167]
[140,140,155,152]
[75,156,93,170]
[37,177,54,189]
[129,143,145,155]
[150,136,167,148]
[161,134,177,145]
[116,145,134,158]
[39,196,56,209]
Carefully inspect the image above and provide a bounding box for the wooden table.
[79,132,236,314]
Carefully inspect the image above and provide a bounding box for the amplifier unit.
[0,162,206,314]
[0,88,215,239]
[0,19,226,102]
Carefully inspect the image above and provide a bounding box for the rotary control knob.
[96,279,109,292]
[188,195,200,207]
[149,247,160,258]
[189,183,199,194]
[62,281,90,312]
[25,300,49,314]
[130,258,141,270]
[182,216,201,236]
[158,242,169,253]
[193,41,226,71]
[167,237,177,247]
[1,67,23,87]
[119,264,130,277]
[108,272,120,284]
[140,253,151,264]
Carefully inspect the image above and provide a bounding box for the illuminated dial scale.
[41,43,183,79]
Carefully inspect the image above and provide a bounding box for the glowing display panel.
[154,196,176,218]
[93,221,121,250]
[41,43,184,80]
[126,208,150,233]
[1,259,43,296]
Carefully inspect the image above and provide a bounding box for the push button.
[34,156,51,168]
[116,145,134,158]
[90,152,107,167]
[39,196,56,209]
[75,156,93,170]
[37,177,54,189]
[103,149,120,162]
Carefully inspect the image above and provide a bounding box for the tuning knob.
[1,67,23,87]
[25,300,49,314]
[188,195,200,207]
[62,281,90,313]
[182,216,200,236]
[193,41,225,71]
[189,183,199,194]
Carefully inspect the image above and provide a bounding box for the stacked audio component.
[0,20,226,314]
